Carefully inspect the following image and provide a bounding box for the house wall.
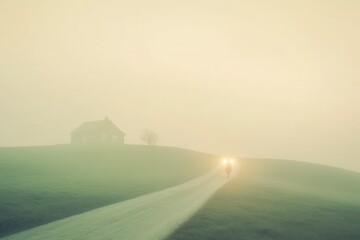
[71,132,124,144]
[71,133,82,144]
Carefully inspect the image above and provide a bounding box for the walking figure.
[225,161,233,178]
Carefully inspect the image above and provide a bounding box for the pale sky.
[0,0,359,171]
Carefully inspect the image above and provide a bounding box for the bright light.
[222,158,235,165]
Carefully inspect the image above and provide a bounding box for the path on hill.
[3,170,230,240]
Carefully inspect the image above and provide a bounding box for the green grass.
[167,158,360,240]
[0,144,217,238]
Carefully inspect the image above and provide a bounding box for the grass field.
[0,144,217,238]
[167,158,360,240]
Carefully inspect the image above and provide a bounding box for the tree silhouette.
[141,129,158,146]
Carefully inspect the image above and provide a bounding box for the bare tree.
[141,129,158,146]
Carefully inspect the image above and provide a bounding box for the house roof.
[71,118,125,135]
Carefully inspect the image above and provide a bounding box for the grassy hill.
[167,158,360,240]
[0,144,217,238]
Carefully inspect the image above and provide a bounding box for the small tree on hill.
[141,129,158,146]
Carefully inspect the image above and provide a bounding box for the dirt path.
[3,170,229,240]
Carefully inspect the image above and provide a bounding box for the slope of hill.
[0,144,217,238]
[2,170,227,240]
[167,158,360,240]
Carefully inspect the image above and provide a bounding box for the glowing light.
[222,158,229,164]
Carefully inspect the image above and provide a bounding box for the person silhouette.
[225,161,233,178]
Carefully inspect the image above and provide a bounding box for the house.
[71,117,125,144]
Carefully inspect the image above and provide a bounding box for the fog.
[0,0,359,171]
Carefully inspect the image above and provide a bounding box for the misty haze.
[0,1,359,240]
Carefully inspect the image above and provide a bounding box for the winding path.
[3,170,229,240]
